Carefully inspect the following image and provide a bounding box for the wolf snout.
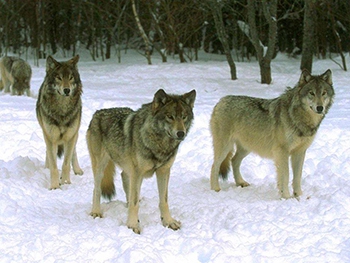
[176,131,186,140]
[63,88,71,96]
[316,106,324,114]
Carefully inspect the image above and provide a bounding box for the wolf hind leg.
[121,171,129,204]
[72,147,83,175]
[210,138,233,192]
[232,142,250,187]
[90,152,110,218]
[87,129,109,218]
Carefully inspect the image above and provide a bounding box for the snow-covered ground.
[0,51,349,262]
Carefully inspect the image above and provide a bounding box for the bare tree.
[208,0,237,80]
[247,0,278,84]
[131,0,152,65]
[300,0,315,72]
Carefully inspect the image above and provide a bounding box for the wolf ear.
[321,69,332,85]
[69,55,80,67]
[299,69,313,86]
[182,89,196,108]
[152,89,170,113]
[46,56,60,72]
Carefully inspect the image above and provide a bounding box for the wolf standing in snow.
[36,55,84,190]
[210,69,334,199]
[0,56,32,96]
[87,89,196,234]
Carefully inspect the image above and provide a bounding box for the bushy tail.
[57,145,64,158]
[219,152,232,180]
[101,159,116,201]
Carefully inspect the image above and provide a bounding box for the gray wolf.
[0,56,32,96]
[36,55,84,189]
[210,69,334,199]
[87,89,196,234]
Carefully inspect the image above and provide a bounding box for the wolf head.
[45,55,82,97]
[298,69,335,115]
[152,89,196,141]
[11,60,32,96]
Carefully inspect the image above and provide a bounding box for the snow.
[1,51,350,262]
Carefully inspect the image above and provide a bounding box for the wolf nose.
[63,88,70,95]
[316,106,324,113]
[176,131,185,139]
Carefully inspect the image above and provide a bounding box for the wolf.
[87,89,196,234]
[210,69,334,199]
[0,56,32,96]
[36,55,84,190]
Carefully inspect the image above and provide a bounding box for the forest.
[0,0,349,82]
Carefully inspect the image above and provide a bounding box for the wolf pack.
[0,55,335,234]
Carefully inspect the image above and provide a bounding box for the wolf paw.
[90,212,103,218]
[162,218,181,231]
[237,181,250,187]
[128,224,141,234]
[74,168,84,175]
[49,184,61,190]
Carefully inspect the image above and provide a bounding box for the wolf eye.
[56,76,62,81]
[309,91,315,96]
[69,75,74,81]
[182,115,188,120]
[322,91,327,96]
[166,114,174,120]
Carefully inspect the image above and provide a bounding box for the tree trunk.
[210,1,237,80]
[300,0,315,72]
[260,59,272,84]
[131,0,152,65]
[247,0,277,84]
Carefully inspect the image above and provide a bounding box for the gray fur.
[0,56,32,96]
[36,55,83,189]
[87,89,196,234]
[210,69,334,199]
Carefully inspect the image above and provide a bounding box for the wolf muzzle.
[63,88,71,96]
[316,106,324,114]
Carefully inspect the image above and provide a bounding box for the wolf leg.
[127,170,143,234]
[274,149,291,199]
[121,171,129,204]
[232,142,250,187]
[72,147,83,175]
[61,134,78,184]
[156,166,181,231]
[210,138,232,191]
[43,135,60,189]
[2,74,11,93]
[291,150,306,198]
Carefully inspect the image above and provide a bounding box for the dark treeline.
[0,0,349,66]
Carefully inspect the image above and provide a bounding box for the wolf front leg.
[156,166,181,231]
[43,135,60,190]
[274,150,291,199]
[127,171,143,234]
[291,150,306,198]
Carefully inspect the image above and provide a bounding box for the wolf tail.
[219,152,232,180]
[101,159,116,201]
[57,145,64,158]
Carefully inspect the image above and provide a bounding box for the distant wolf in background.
[0,56,32,96]
[36,55,84,190]
[87,89,196,234]
[210,69,334,199]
